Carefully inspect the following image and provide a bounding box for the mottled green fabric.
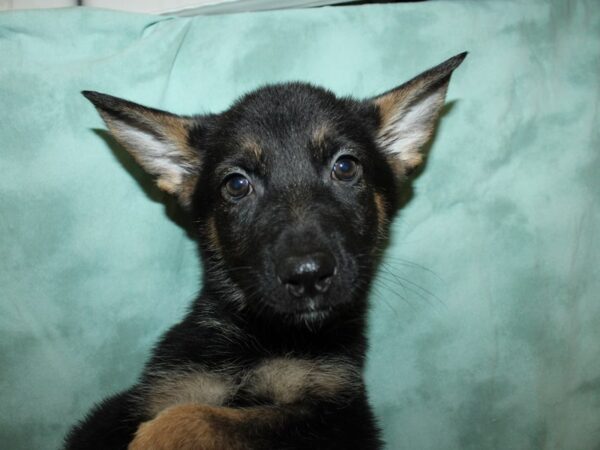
[1,2,599,449]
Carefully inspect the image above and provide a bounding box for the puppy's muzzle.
[277,252,336,298]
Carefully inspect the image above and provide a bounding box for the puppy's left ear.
[371,52,467,176]
[82,91,201,208]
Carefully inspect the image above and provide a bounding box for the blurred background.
[0,0,420,16]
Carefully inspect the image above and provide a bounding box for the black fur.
[66,53,466,450]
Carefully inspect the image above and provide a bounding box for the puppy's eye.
[332,156,360,182]
[223,174,252,199]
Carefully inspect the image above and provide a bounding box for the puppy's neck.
[191,279,369,361]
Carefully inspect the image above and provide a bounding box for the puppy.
[65,52,466,450]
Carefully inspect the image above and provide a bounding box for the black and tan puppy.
[65,53,466,450]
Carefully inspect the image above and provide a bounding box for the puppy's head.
[84,53,466,327]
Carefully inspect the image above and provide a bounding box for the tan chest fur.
[245,357,361,404]
[142,357,361,418]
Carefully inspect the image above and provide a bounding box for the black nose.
[278,252,336,298]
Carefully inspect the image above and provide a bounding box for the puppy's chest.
[142,357,361,418]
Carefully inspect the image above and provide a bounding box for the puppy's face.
[196,85,392,321]
[84,53,465,326]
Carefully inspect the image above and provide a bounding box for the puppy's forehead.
[226,83,347,161]
[235,121,336,162]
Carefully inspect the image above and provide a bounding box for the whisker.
[380,255,443,281]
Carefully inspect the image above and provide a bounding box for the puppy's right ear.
[82,91,201,208]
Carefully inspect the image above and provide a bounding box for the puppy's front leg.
[128,403,283,450]
[128,397,379,450]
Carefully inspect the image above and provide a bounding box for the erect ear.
[82,91,201,208]
[371,52,467,176]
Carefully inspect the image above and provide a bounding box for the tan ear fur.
[83,91,200,208]
[372,52,467,175]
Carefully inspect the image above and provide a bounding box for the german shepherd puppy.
[65,53,466,450]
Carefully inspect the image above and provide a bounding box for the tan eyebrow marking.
[239,136,262,162]
[312,123,332,150]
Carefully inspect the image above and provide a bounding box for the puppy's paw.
[128,403,242,450]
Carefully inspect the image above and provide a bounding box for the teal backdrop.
[1,1,599,449]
